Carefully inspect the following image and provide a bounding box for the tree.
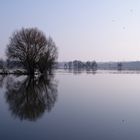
[91,61,97,70]
[117,62,122,70]
[86,61,91,69]
[68,61,73,69]
[6,28,58,75]
[37,37,58,73]
[0,59,4,69]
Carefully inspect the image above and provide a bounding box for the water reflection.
[0,75,6,88]
[64,69,97,75]
[5,74,58,121]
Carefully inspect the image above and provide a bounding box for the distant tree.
[77,61,84,69]
[6,28,58,75]
[64,63,67,69]
[73,60,83,69]
[117,62,122,70]
[73,60,78,68]
[91,61,97,70]
[86,61,91,69]
[68,61,72,69]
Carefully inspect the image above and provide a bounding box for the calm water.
[1,70,140,140]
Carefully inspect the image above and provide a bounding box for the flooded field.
[1,70,140,140]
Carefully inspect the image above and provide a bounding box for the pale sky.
[1,0,140,61]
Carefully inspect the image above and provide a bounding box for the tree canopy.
[6,28,58,74]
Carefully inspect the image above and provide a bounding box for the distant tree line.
[64,60,98,70]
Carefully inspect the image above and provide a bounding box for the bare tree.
[91,61,97,70]
[37,37,58,73]
[6,28,58,75]
[117,62,122,70]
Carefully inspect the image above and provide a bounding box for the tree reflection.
[0,75,6,88]
[5,74,57,121]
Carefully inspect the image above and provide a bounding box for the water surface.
[1,70,140,140]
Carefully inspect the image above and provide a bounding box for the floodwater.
[1,70,140,140]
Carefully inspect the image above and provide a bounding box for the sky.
[1,0,140,61]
